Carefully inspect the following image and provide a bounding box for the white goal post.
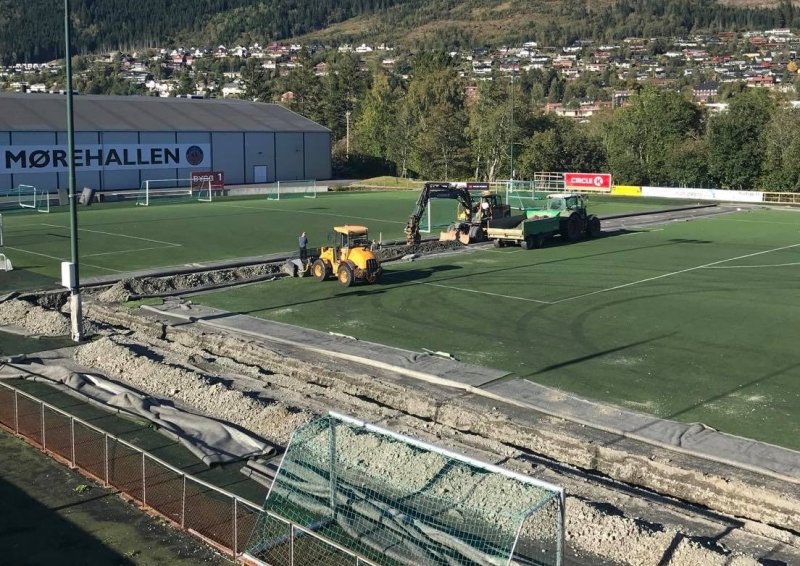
[136,178,212,206]
[17,184,51,213]
[266,179,317,200]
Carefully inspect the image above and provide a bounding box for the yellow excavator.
[311,225,382,286]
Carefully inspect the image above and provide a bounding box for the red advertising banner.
[563,172,612,191]
[191,170,225,189]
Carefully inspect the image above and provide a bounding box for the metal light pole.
[64,0,83,342]
[345,110,351,158]
[509,72,515,181]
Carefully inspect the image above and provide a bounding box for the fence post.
[233,498,238,558]
[181,475,186,528]
[13,390,18,433]
[142,452,147,505]
[104,434,109,487]
[40,402,46,450]
[70,416,75,467]
[290,523,295,566]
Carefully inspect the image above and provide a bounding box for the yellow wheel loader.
[311,225,382,287]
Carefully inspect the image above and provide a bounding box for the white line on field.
[220,203,406,225]
[415,281,552,304]
[82,245,179,258]
[40,223,183,247]
[551,242,800,304]
[3,246,123,273]
[707,218,800,226]
[705,262,800,269]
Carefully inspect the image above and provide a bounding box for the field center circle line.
[551,241,800,304]
[40,223,183,247]
[413,280,552,304]
[220,203,406,225]
[3,245,123,273]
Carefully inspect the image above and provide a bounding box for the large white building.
[0,93,331,192]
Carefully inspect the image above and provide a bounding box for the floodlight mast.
[64,0,83,342]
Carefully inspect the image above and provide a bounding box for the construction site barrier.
[0,381,375,566]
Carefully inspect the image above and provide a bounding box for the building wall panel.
[244,132,275,183]
[274,133,304,180]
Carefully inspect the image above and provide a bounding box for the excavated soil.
[3,234,799,565]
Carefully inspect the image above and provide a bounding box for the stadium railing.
[0,381,373,565]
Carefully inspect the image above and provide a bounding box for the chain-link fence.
[0,381,371,565]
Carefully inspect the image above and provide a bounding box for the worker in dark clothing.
[298,232,308,261]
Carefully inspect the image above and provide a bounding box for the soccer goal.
[136,178,212,206]
[420,197,465,234]
[505,179,539,211]
[245,412,565,566]
[17,184,51,213]
[267,179,317,201]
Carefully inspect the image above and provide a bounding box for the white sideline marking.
[416,281,552,304]
[41,223,182,247]
[708,218,800,226]
[221,203,406,225]
[83,245,180,258]
[552,242,800,304]
[705,262,800,269]
[3,246,123,273]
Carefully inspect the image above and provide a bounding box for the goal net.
[244,412,565,566]
[505,180,541,211]
[420,198,465,234]
[136,178,212,206]
[17,184,51,213]
[266,180,317,201]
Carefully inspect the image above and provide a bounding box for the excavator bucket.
[439,228,459,242]
[439,224,474,244]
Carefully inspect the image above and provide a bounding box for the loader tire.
[337,263,354,287]
[312,259,329,281]
[566,213,583,242]
[586,215,601,238]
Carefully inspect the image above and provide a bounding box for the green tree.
[467,76,513,181]
[602,86,704,185]
[404,54,469,180]
[281,48,323,123]
[321,53,367,141]
[760,107,800,191]
[241,59,273,102]
[516,114,607,177]
[708,88,775,190]
[355,70,396,162]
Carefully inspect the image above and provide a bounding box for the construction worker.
[298,231,308,262]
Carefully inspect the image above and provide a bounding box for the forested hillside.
[0,0,403,64]
[3,0,800,64]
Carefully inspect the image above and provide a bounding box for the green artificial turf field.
[196,208,800,450]
[0,190,671,293]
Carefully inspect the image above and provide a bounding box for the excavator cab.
[312,225,382,286]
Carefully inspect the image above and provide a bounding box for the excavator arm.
[404,182,474,245]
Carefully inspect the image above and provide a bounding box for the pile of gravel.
[96,263,283,302]
[0,299,70,336]
[74,335,311,444]
[374,240,464,262]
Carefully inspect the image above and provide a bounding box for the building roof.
[0,93,330,133]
